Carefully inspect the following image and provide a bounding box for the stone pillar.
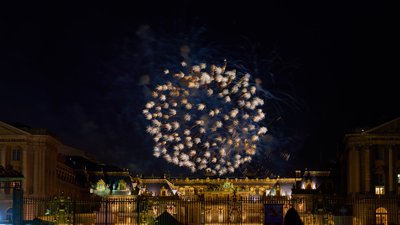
[0,145,6,166]
[388,145,394,193]
[349,145,361,193]
[39,148,45,196]
[22,148,28,192]
[347,146,354,193]
[354,147,361,193]
[50,149,54,196]
[364,146,371,193]
[33,147,40,196]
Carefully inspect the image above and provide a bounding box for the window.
[12,149,21,161]
[397,146,400,160]
[179,187,185,196]
[397,174,400,184]
[166,205,176,215]
[189,187,194,195]
[206,209,212,222]
[160,186,167,196]
[117,179,126,190]
[218,208,224,222]
[276,184,281,196]
[375,186,385,195]
[375,147,384,160]
[97,179,106,191]
[376,174,384,185]
[376,207,388,225]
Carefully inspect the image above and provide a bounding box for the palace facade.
[1,117,400,225]
[0,121,91,224]
[344,117,400,225]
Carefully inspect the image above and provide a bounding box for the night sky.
[1,1,397,176]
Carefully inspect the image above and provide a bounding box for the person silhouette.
[283,208,303,225]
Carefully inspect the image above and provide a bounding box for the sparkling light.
[143,60,267,175]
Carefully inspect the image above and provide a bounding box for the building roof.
[345,117,400,136]
[362,117,400,135]
[344,117,400,144]
[141,178,175,195]
[2,121,53,135]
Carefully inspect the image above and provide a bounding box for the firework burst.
[143,60,267,176]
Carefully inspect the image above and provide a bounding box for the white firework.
[143,60,267,175]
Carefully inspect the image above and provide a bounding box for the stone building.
[344,117,400,225]
[0,121,89,198]
[4,117,400,224]
[87,170,331,225]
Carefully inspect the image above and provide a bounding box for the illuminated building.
[87,170,330,225]
[0,121,92,198]
[344,117,400,225]
[3,117,400,224]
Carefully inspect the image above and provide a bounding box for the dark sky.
[1,1,398,176]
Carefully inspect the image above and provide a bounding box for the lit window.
[206,209,212,222]
[117,179,126,190]
[376,207,388,225]
[97,179,106,191]
[375,186,385,195]
[167,205,176,215]
[218,208,224,222]
[189,187,194,195]
[12,149,21,161]
[397,174,400,184]
[276,185,281,196]
[160,186,167,196]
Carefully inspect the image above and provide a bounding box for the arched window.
[205,209,212,222]
[97,179,106,191]
[376,207,388,225]
[218,208,224,222]
[250,187,256,195]
[189,187,194,195]
[160,186,167,196]
[179,187,185,196]
[275,184,281,196]
[118,179,126,190]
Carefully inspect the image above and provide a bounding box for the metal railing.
[17,194,400,225]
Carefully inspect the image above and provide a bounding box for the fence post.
[12,187,24,225]
[73,200,76,225]
[136,197,140,225]
[105,199,108,225]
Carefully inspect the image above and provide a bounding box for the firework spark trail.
[143,60,268,176]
